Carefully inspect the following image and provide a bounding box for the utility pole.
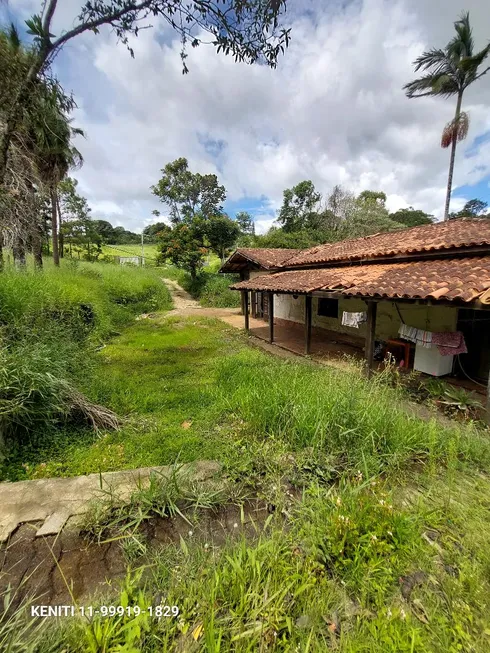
[141,232,144,266]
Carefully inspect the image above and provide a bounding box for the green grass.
[0,259,172,480]
[5,317,243,479]
[9,312,490,484]
[3,268,490,651]
[17,469,490,651]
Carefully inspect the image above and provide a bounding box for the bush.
[198,273,240,308]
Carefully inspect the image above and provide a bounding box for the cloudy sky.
[4,0,490,233]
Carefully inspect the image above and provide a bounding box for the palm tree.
[29,87,83,265]
[0,24,34,267]
[404,12,490,221]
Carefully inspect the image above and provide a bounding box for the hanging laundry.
[431,331,467,356]
[341,311,367,328]
[416,329,432,348]
[398,325,433,348]
[398,324,418,343]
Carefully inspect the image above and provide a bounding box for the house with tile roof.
[220,219,490,396]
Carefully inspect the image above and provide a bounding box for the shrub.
[198,273,240,308]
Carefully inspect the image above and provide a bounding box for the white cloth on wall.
[341,311,367,328]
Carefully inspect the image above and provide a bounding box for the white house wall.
[272,294,458,340]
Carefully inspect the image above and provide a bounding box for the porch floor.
[249,319,365,369]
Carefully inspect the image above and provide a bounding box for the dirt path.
[162,278,200,312]
[162,277,243,324]
[1,496,267,610]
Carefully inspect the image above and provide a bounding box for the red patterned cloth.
[431,331,467,356]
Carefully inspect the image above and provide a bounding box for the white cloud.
[28,0,490,231]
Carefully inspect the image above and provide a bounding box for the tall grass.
[0,260,172,464]
[214,350,490,475]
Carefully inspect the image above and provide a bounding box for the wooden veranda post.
[365,301,377,378]
[268,291,274,343]
[487,367,490,425]
[305,294,312,355]
[239,271,247,315]
[243,291,249,331]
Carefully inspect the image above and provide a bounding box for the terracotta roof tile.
[286,219,490,267]
[230,256,490,304]
[220,248,300,272]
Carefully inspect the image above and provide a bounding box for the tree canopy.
[251,183,438,248]
[450,198,489,219]
[277,180,323,232]
[389,207,434,227]
[0,0,291,267]
[151,158,226,223]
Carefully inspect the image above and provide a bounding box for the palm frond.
[405,11,488,102]
[8,22,21,50]
[404,73,459,98]
[431,74,460,97]
[413,48,452,75]
[68,145,84,170]
[459,44,490,85]
[441,111,469,148]
[453,11,474,57]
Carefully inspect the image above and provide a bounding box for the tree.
[404,12,490,221]
[0,0,290,187]
[252,227,320,249]
[340,191,402,239]
[326,185,356,230]
[143,221,168,242]
[358,190,387,206]
[29,86,83,266]
[151,158,226,223]
[58,177,91,255]
[277,180,322,232]
[0,25,44,267]
[92,220,116,243]
[112,226,140,244]
[62,215,102,260]
[390,207,434,227]
[205,214,240,261]
[456,198,488,217]
[235,211,255,236]
[157,223,207,280]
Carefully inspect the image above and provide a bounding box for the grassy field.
[9,317,243,479]
[3,265,490,651]
[101,243,160,262]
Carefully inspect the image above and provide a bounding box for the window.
[317,298,338,318]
